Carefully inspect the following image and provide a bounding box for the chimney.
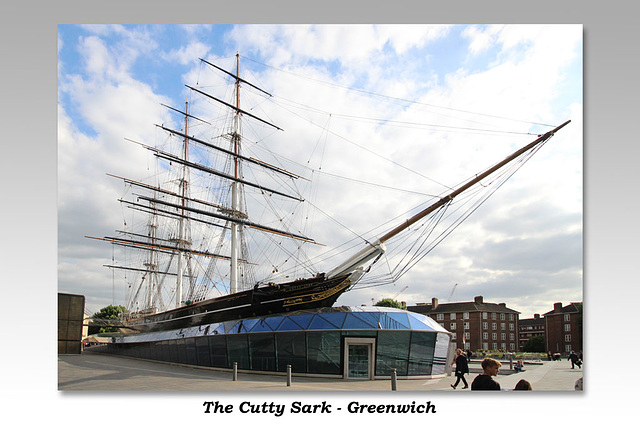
[432,297,439,309]
[554,302,563,313]
[534,314,540,319]
[474,296,483,304]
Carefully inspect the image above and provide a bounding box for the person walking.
[450,348,469,389]
[568,350,582,369]
[471,358,502,390]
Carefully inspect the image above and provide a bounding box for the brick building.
[407,296,519,352]
[518,313,545,350]
[544,302,583,355]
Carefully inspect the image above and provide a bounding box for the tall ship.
[87,54,570,333]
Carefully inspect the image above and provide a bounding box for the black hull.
[120,274,352,333]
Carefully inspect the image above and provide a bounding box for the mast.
[230,53,241,294]
[175,100,190,308]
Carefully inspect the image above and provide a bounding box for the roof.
[115,306,450,344]
[407,301,520,315]
[519,317,545,326]
[542,302,583,316]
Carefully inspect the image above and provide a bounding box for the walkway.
[58,353,583,391]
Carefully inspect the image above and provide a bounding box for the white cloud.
[162,41,211,65]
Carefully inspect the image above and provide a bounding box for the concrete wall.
[58,293,85,354]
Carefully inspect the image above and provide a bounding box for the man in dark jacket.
[568,351,582,369]
[471,358,502,390]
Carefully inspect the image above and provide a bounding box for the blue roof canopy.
[116,306,450,344]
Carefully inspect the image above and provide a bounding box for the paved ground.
[58,353,583,392]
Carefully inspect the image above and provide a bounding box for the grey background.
[2,0,636,424]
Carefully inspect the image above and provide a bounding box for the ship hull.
[120,274,352,333]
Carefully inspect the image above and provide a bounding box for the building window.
[509,343,515,351]
[464,332,470,340]
[509,314,514,321]
[483,343,488,350]
[439,323,444,328]
[492,343,498,350]
[483,312,488,319]
[501,333,506,341]
[464,322,470,330]
[500,313,505,320]
[450,323,456,330]
[483,322,488,330]
[509,323,514,331]
[450,313,456,320]
[491,313,497,320]
[452,333,457,341]
[501,323,506,330]
[463,312,469,319]
[436,313,444,321]
[509,333,514,341]
[564,314,570,322]
[492,333,497,340]
[483,332,488,340]
[565,345,572,353]
[565,334,571,342]
[565,324,571,332]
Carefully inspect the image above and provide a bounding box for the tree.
[522,335,545,352]
[88,305,127,334]
[373,298,405,310]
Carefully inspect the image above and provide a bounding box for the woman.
[450,348,469,389]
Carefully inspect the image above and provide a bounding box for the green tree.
[373,298,406,310]
[522,335,545,352]
[89,305,127,334]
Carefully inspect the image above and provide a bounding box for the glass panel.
[227,335,250,369]
[263,316,285,331]
[356,312,380,328]
[407,313,435,330]
[276,332,307,373]
[307,331,341,375]
[308,314,341,330]
[248,333,276,372]
[208,335,227,368]
[277,317,304,331]
[224,321,241,334]
[195,337,211,366]
[319,312,347,329]
[348,344,370,378]
[407,332,436,375]
[343,313,377,330]
[291,313,314,329]
[211,323,226,335]
[185,338,198,365]
[176,339,188,364]
[382,312,411,330]
[238,318,259,333]
[248,318,275,333]
[375,331,410,376]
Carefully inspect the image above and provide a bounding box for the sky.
[57,23,583,319]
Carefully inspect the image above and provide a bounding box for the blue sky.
[58,24,582,318]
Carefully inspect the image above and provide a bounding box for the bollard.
[233,362,238,381]
[286,365,292,386]
[509,353,513,370]
[391,369,397,391]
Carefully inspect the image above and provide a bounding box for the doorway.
[344,338,375,380]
